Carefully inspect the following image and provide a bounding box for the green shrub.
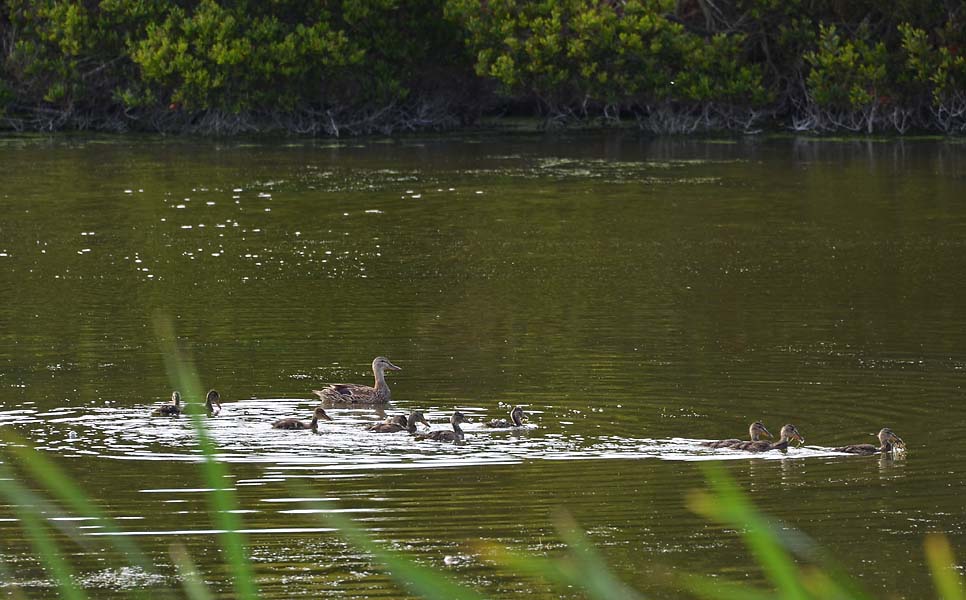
[444,0,767,116]
[804,23,889,112]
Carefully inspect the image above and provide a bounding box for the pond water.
[0,133,965,598]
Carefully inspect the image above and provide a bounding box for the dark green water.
[1,134,965,598]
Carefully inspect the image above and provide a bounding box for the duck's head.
[451,411,469,425]
[408,411,430,428]
[780,424,804,445]
[750,421,772,440]
[205,390,222,411]
[314,407,334,421]
[372,356,402,373]
[878,427,904,450]
[171,391,182,405]
[511,405,528,424]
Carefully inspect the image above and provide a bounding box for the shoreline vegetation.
[0,1,964,137]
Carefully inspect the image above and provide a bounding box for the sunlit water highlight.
[0,134,964,599]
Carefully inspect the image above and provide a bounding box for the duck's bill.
[387,363,402,371]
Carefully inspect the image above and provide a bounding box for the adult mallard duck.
[702,421,772,449]
[833,428,905,455]
[313,357,401,404]
[731,424,804,452]
[272,406,333,430]
[485,405,527,428]
[369,411,430,434]
[416,411,468,442]
[152,391,182,416]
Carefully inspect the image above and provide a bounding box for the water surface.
[1,134,965,598]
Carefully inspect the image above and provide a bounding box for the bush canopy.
[1,0,964,134]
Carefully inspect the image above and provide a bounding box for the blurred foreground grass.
[0,319,962,599]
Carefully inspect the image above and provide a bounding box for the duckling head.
[409,411,430,428]
[205,389,222,411]
[314,407,334,421]
[879,427,904,450]
[171,391,182,405]
[780,424,804,445]
[750,421,772,440]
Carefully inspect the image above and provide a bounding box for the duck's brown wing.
[273,418,307,430]
[153,404,180,416]
[367,422,404,433]
[702,438,741,448]
[734,440,773,452]
[485,419,511,428]
[314,384,378,403]
[833,443,877,454]
[416,430,454,441]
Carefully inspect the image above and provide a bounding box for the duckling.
[702,421,772,449]
[416,411,468,442]
[485,405,527,428]
[369,411,430,434]
[272,406,333,430]
[313,356,401,404]
[152,391,182,416]
[203,390,222,416]
[833,428,905,455]
[731,424,804,452]
[368,413,408,433]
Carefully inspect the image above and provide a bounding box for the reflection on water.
[0,134,965,598]
[2,402,880,470]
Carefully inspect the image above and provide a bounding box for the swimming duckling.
[272,406,333,430]
[702,421,772,449]
[312,356,401,404]
[416,411,468,442]
[369,411,430,434]
[368,413,408,433]
[485,405,527,428]
[152,391,182,416]
[833,428,905,455]
[731,424,804,452]
[202,390,222,416]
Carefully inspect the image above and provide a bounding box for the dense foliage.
[0,0,964,134]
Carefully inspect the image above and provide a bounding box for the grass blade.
[155,314,259,600]
[925,534,965,600]
[170,543,215,600]
[322,508,486,600]
[0,465,87,600]
[0,429,153,572]
[690,463,808,600]
[552,511,644,600]
[677,572,776,600]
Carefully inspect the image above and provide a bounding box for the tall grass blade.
[677,572,776,600]
[154,314,259,600]
[476,511,641,599]
[925,534,965,600]
[480,541,643,600]
[551,511,644,600]
[170,543,216,600]
[0,429,153,572]
[322,508,486,600]
[690,463,808,600]
[0,466,87,600]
